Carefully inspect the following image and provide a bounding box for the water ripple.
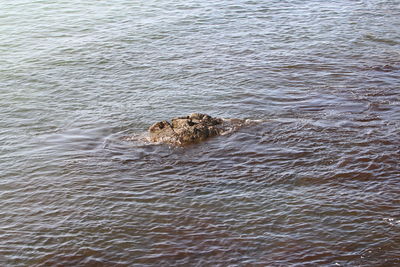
[1,0,400,266]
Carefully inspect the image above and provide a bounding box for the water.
[1,0,400,266]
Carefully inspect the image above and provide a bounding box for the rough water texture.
[1,0,400,266]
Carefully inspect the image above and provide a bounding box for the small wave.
[361,64,400,72]
[364,33,398,46]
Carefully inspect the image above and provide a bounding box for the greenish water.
[1,0,399,266]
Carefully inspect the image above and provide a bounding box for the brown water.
[1,0,400,266]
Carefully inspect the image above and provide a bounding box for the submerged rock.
[148,113,247,146]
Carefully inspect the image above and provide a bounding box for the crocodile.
[148,113,253,146]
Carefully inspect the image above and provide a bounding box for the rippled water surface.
[1,0,400,266]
